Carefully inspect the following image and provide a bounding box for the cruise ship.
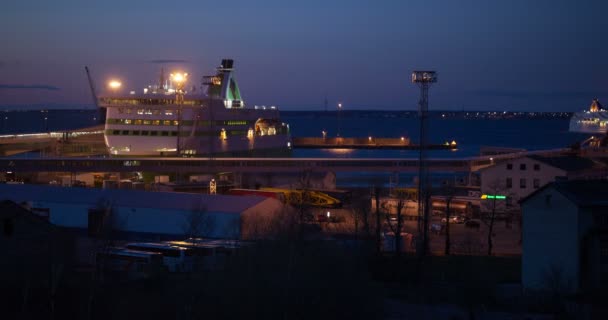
[98,59,291,156]
[569,99,608,134]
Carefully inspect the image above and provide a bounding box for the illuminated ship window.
[153,120,160,125]
[226,120,248,126]
[220,128,227,140]
[143,120,151,125]
[163,120,171,126]
[165,110,174,116]
[124,119,132,125]
[137,109,144,115]
[134,119,142,125]
[173,120,179,126]
[247,128,254,138]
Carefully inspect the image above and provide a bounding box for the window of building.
[142,131,149,136]
[112,130,120,135]
[161,131,169,136]
[124,119,132,125]
[506,177,512,188]
[153,120,160,125]
[520,163,526,170]
[520,178,526,188]
[122,130,129,135]
[533,178,540,189]
[137,109,144,115]
[173,120,179,126]
[163,120,171,126]
[534,164,540,171]
[132,131,140,136]
[506,163,513,170]
[143,120,151,125]
[150,131,158,136]
[134,119,142,125]
[165,110,174,116]
[171,131,178,136]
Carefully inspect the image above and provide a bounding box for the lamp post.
[337,103,342,137]
[170,72,188,156]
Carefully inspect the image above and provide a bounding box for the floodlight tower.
[412,70,437,257]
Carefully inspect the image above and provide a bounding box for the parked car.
[441,215,465,224]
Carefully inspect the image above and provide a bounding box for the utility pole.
[412,71,437,257]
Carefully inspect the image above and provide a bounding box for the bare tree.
[440,181,457,255]
[482,179,513,256]
[373,185,382,254]
[383,198,405,258]
[183,202,215,242]
[350,191,372,241]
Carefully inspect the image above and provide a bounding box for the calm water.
[0,109,587,159]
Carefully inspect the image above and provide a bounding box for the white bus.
[97,248,165,279]
[125,243,194,273]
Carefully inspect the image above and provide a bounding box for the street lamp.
[170,72,188,156]
[337,103,342,137]
[108,80,122,90]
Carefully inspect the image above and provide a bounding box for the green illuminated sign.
[481,194,506,200]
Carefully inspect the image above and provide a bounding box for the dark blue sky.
[1,0,607,111]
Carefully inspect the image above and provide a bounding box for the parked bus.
[125,243,194,273]
[96,248,165,279]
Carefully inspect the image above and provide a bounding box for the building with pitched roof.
[0,184,285,240]
[478,155,603,212]
[520,180,608,293]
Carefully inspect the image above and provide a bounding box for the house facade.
[479,155,599,213]
[521,180,608,294]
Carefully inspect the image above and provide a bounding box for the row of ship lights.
[108,74,278,112]
[108,72,189,96]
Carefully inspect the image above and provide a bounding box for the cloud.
[471,90,607,99]
[0,84,61,91]
[147,59,189,64]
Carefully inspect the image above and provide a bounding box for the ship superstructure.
[98,59,291,156]
[569,99,608,134]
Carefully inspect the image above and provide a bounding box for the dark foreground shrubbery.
[2,240,383,320]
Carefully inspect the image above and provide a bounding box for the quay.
[0,149,569,174]
[291,137,457,150]
[0,126,459,156]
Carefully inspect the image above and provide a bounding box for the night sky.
[1,0,607,111]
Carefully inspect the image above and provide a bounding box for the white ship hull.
[102,103,291,156]
[569,111,608,134]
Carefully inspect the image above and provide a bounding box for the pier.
[291,137,457,150]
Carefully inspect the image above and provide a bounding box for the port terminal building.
[0,184,284,240]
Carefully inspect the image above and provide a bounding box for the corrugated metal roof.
[0,184,267,214]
